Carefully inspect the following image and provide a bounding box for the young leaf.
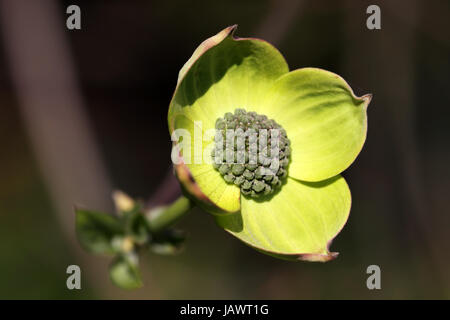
[75,209,123,255]
[125,211,150,245]
[150,229,186,255]
[109,254,142,290]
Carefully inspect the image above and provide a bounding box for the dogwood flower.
[169,25,371,261]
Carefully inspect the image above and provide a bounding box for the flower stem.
[146,196,194,233]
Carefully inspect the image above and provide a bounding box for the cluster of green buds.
[211,108,291,198]
[75,191,189,289]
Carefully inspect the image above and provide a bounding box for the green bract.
[168,25,371,261]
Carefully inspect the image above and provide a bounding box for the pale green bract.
[168,25,371,261]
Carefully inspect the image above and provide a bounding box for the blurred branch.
[343,0,449,295]
[0,0,159,298]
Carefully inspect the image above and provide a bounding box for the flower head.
[211,108,290,198]
[168,25,371,261]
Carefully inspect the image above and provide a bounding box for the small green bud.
[252,180,265,193]
[271,175,279,187]
[281,158,290,168]
[242,180,252,190]
[277,168,285,177]
[255,166,265,180]
[243,169,254,180]
[232,164,245,176]
[215,119,226,130]
[234,175,245,186]
[219,164,230,175]
[227,121,237,129]
[224,174,235,183]
[284,146,291,157]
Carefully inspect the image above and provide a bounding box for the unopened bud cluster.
[211,109,290,198]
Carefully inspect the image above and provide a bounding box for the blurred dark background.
[0,0,449,299]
